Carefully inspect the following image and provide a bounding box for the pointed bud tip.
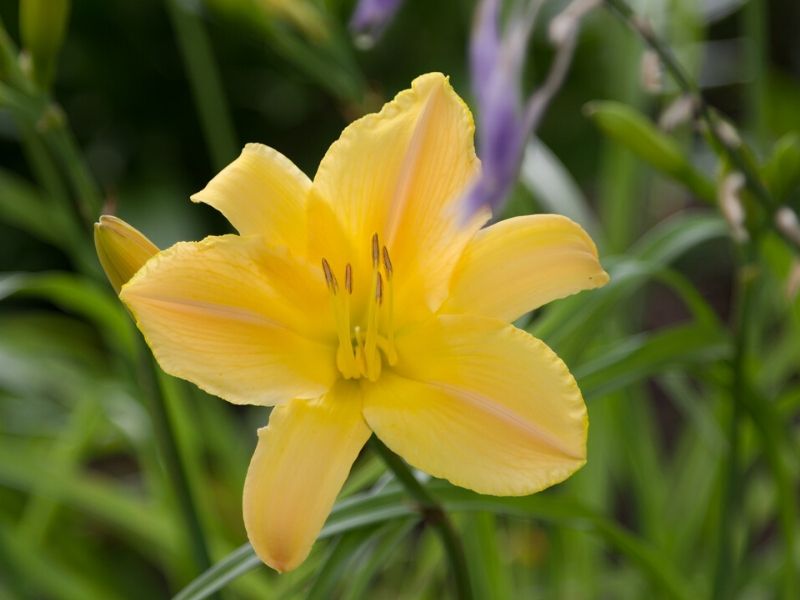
[94,215,159,294]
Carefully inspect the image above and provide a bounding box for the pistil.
[321,234,397,380]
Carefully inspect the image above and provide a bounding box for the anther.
[382,246,393,279]
[321,258,338,293]
[345,263,353,294]
[376,272,383,304]
[371,233,380,267]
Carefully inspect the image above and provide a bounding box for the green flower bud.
[20,0,71,89]
[94,215,159,294]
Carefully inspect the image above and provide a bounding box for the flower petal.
[310,73,488,321]
[444,214,609,322]
[243,381,371,572]
[120,235,336,406]
[191,144,310,248]
[363,315,587,496]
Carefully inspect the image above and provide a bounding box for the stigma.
[321,233,397,381]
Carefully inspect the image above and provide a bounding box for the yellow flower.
[117,73,609,572]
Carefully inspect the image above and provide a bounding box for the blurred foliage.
[1,0,800,598]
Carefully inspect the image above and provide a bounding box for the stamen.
[371,233,380,267]
[382,246,393,279]
[381,247,397,365]
[345,263,353,294]
[321,258,337,293]
[323,238,398,379]
[364,273,382,380]
[364,234,382,381]
[322,258,357,378]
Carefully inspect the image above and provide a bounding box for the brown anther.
[345,263,353,294]
[376,272,383,304]
[382,246,393,279]
[321,258,338,293]
[371,233,380,267]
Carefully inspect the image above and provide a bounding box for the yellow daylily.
[114,73,608,573]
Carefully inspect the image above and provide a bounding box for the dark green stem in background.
[711,248,754,600]
[371,437,473,600]
[137,339,216,590]
[603,0,799,251]
[741,0,767,146]
[165,0,238,171]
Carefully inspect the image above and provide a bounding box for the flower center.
[321,233,398,382]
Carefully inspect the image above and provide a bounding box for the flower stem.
[165,0,238,171]
[602,0,798,251]
[712,247,755,600]
[370,437,473,600]
[137,341,216,586]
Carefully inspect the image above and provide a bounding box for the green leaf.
[461,512,512,600]
[306,525,384,600]
[586,101,716,201]
[339,519,416,600]
[520,139,602,240]
[0,168,69,245]
[0,272,136,358]
[0,438,181,558]
[206,0,365,102]
[0,522,114,600]
[173,482,695,600]
[532,212,728,358]
[630,212,728,265]
[761,132,800,202]
[574,323,730,400]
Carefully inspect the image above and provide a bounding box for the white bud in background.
[715,119,742,149]
[640,50,662,93]
[786,260,800,301]
[659,95,697,131]
[775,207,800,247]
[718,172,748,243]
[549,0,600,46]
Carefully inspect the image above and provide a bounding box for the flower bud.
[786,260,800,301]
[94,215,159,293]
[718,172,748,243]
[715,119,742,149]
[549,0,600,46]
[19,0,71,89]
[775,207,800,248]
[658,95,696,132]
[640,50,662,93]
[349,0,405,49]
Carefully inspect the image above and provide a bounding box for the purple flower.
[463,0,537,217]
[349,0,405,48]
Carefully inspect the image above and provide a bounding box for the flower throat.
[322,233,397,381]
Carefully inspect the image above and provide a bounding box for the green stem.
[602,0,797,250]
[39,110,104,223]
[165,0,238,171]
[742,384,798,600]
[136,341,215,586]
[370,437,473,600]
[711,247,755,600]
[0,19,102,227]
[741,0,767,147]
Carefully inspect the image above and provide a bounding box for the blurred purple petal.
[465,0,537,218]
[349,0,405,48]
[470,0,501,107]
